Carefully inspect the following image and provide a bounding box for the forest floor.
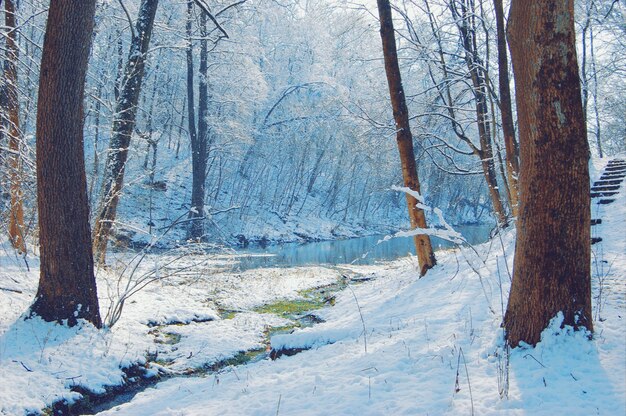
[0,156,624,415]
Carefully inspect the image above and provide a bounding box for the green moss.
[153,332,182,345]
[202,348,267,372]
[228,348,266,365]
[220,310,237,320]
[254,298,327,317]
[266,322,301,337]
[152,358,174,366]
[253,279,344,319]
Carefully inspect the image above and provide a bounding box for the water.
[235,224,493,270]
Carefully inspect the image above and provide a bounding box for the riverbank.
[0,248,367,414]
[1,173,624,414]
[95,185,626,415]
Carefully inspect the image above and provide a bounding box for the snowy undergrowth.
[1,158,624,415]
[109,150,405,249]
[0,246,343,414]
[92,169,625,415]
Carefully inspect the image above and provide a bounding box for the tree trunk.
[4,0,25,252]
[451,0,508,226]
[589,17,603,158]
[188,5,209,240]
[31,0,101,328]
[493,0,520,217]
[504,0,593,347]
[377,0,436,276]
[92,0,159,264]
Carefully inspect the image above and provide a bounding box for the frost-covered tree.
[3,0,26,252]
[92,0,159,264]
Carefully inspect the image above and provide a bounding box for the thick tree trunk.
[31,0,101,328]
[504,0,593,347]
[92,0,159,263]
[4,0,25,252]
[493,0,520,217]
[377,0,436,276]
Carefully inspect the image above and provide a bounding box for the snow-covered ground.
[0,247,345,414]
[1,158,624,415]
[96,213,625,416]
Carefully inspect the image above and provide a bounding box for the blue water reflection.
[236,224,492,269]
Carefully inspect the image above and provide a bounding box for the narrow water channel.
[235,224,493,270]
[75,224,493,414]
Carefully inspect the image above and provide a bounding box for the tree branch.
[192,0,229,38]
[117,0,136,40]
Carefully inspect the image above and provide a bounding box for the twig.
[347,285,367,353]
[497,338,510,399]
[116,0,136,40]
[17,361,32,372]
[215,0,247,17]
[495,228,512,282]
[523,354,546,368]
[275,394,282,416]
[455,348,474,415]
[0,286,22,293]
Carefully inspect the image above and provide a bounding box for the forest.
[0,0,624,414]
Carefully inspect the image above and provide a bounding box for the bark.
[4,0,25,252]
[504,0,593,347]
[88,79,104,203]
[377,0,436,276]
[493,0,520,217]
[31,0,101,328]
[0,68,6,147]
[92,0,159,264]
[188,4,209,240]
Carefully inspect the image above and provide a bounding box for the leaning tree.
[376,0,436,276]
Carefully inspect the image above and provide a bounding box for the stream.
[60,224,493,415]
[235,224,493,270]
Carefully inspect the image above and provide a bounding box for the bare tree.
[504,0,593,347]
[377,0,436,276]
[448,0,508,226]
[3,0,26,252]
[186,0,210,240]
[92,0,159,264]
[493,0,519,217]
[30,0,102,328]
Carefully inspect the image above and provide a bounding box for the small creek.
[63,225,492,414]
[235,224,492,270]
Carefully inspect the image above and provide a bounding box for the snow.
[0,249,344,414]
[1,159,625,415]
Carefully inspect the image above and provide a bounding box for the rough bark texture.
[504,0,593,347]
[31,0,101,327]
[4,0,25,252]
[187,2,209,240]
[493,0,520,217]
[92,0,159,263]
[377,0,436,276]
